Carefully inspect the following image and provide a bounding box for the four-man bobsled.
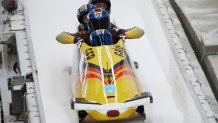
[70,29,153,122]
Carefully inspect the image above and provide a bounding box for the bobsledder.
[70,29,153,122]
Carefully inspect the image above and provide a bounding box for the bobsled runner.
[70,29,153,122]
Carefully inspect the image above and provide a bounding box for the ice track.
[22,0,207,122]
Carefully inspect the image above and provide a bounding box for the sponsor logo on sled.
[104,84,116,95]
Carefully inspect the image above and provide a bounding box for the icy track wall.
[140,0,217,122]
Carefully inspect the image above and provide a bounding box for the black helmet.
[77,4,97,24]
[87,8,110,31]
[78,24,88,31]
[2,0,17,12]
[88,0,111,13]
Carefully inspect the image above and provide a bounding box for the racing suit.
[56,26,144,45]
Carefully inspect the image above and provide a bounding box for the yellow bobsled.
[71,30,152,122]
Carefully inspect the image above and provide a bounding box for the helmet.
[88,0,111,13]
[77,4,97,24]
[89,29,113,46]
[78,24,88,31]
[2,0,17,12]
[87,8,110,31]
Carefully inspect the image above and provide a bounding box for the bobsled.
[71,29,153,122]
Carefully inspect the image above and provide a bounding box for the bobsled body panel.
[72,40,148,120]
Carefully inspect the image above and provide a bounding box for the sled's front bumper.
[71,92,153,110]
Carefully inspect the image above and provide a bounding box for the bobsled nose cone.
[106,110,120,117]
